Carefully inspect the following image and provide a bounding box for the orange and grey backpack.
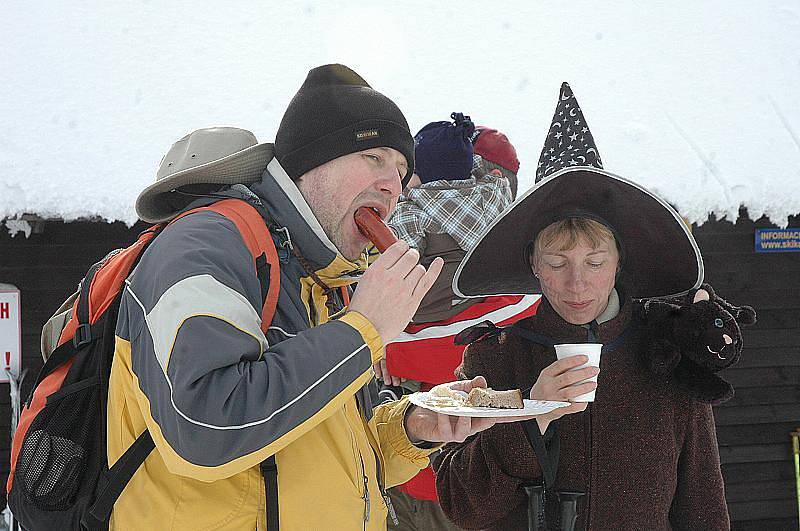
[7,198,281,530]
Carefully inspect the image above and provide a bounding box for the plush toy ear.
[712,291,758,328]
[735,305,757,326]
[692,289,710,303]
[685,283,716,304]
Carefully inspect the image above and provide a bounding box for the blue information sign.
[755,228,800,253]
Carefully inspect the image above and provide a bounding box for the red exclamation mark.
[4,351,10,370]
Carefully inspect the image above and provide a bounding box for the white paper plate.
[408,391,570,418]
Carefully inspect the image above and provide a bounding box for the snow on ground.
[1,0,799,227]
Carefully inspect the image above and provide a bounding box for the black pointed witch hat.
[452,83,703,300]
[536,83,602,181]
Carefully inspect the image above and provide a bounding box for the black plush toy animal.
[637,284,756,405]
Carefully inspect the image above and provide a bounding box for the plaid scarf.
[389,174,512,255]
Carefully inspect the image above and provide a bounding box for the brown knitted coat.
[434,297,729,531]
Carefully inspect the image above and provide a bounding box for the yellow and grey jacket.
[108,157,434,530]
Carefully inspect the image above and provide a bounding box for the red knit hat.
[472,126,520,173]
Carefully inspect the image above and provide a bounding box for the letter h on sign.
[0,287,21,383]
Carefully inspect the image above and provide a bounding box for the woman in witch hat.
[433,84,753,530]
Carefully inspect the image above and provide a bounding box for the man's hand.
[403,377,539,444]
[530,355,599,433]
[373,358,403,387]
[350,240,443,345]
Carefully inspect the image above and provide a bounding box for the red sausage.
[354,207,398,252]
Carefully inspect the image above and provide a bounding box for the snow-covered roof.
[2,1,799,227]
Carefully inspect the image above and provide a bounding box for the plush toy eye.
[714,318,724,328]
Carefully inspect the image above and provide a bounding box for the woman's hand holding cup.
[530,355,599,434]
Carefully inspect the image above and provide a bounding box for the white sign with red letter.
[0,284,21,383]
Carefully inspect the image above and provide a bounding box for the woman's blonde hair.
[530,218,618,268]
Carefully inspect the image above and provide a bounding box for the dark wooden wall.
[1,210,799,529]
[696,209,800,531]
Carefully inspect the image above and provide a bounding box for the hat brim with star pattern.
[452,83,703,300]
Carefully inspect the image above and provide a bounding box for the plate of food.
[408,385,570,418]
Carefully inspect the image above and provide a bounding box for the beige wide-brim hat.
[136,126,274,223]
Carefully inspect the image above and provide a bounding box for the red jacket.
[386,294,541,500]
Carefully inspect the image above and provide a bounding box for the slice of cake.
[466,388,524,409]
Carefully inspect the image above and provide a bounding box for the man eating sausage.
[111,63,564,530]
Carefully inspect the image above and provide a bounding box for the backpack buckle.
[73,323,93,349]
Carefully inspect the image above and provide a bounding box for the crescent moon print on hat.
[536,82,603,182]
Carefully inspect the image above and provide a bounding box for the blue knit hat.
[414,112,475,184]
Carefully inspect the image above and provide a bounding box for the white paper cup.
[554,343,602,402]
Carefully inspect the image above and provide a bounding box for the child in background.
[377,113,540,530]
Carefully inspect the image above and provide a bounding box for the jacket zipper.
[360,455,370,529]
[343,399,370,529]
[352,390,397,527]
[371,447,398,526]
[346,402,370,530]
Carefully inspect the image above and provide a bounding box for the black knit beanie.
[275,64,415,186]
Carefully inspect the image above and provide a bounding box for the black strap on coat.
[506,322,632,357]
[85,431,155,527]
[508,320,632,531]
[507,320,631,473]
[521,421,559,531]
[261,458,279,530]
[245,197,281,531]
[505,325,559,487]
[521,420,560,490]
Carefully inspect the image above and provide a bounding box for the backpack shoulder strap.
[89,200,281,529]
[504,324,556,349]
[85,430,155,528]
[54,225,164,352]
[175,198,281,331]
[173,198,282,530]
